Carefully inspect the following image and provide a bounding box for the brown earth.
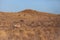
[0,9,60,40]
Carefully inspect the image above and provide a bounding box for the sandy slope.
[0,9,60,40]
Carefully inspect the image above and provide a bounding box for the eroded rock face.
[0,9,60,40]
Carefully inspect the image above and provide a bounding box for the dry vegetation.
[0,9,60,40]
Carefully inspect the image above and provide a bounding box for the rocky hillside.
[0,9,60,40]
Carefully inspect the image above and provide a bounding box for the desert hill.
[0,9,60,40]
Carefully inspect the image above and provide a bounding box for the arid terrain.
[0,9,60,40]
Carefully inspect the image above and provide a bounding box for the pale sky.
[0,0,60,14]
